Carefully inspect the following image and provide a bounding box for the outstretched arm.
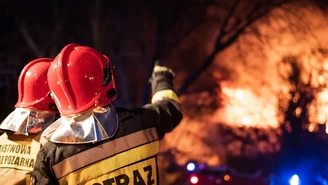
[143,63,183,139]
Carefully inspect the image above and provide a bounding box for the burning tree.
[154,0,328,184]
[276,49,328,175]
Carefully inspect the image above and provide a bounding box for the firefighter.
[0,58,59,185]
[31,43,183,185]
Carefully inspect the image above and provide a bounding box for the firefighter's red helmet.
[48,43,117,116]
[15,58,58,113]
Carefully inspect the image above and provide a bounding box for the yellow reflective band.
[58,141,159,185]
[63,158,157,185]
[0,132,41,171]
[53,128,159,179]
[151,89,180,103]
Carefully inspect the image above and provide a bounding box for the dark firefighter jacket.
[31,68,183,185]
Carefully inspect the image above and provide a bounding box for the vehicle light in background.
[223,174,231,181]
[289,174,300,185]
[187,162,197,172]
[190,175,199,184]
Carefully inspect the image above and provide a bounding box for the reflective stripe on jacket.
[32,100,183,185]
[54,128,159,185]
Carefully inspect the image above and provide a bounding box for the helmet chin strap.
[41,104,118,144]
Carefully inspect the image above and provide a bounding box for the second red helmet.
[48,44,117,116]
[15,58,57,113]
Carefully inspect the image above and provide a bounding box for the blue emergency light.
[289,174,300,185]
[186,162,197,172]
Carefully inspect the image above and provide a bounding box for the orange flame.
[212,87,280,128]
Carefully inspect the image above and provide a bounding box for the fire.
[212,87,280,128]
[309,89,328,133]
[159,4,328,174]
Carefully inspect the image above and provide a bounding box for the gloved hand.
[149,61,180,104]
[153,62,175,76]
[149,61,175,96]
